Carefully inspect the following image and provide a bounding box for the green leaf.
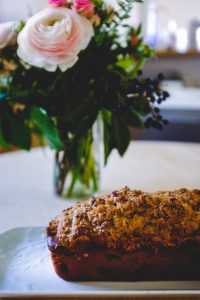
[0,116,9,149]
[103,120,112,165]
[121,109,144,129]
[133,96,152,116]
[101,109,113,164]
[61,101,93,124]
[102,110,131,163]
[31,107,64,150]
[73,111,98,140]
[111,114,131,156]
[136,24,142,35]
[116,56,135,72]
[2,112,31,150]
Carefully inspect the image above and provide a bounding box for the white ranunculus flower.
[17,7,94,72]
[0,22,17,49]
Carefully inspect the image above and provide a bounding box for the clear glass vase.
[54,118,103,199]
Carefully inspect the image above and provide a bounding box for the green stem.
[48,72,61,93]
[55,120,101,198]
[66,169,77,197]
[91,160,98,191]
[55,151,69,196]
[87,140,99,192]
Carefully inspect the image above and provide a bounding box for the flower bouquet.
[0,0,169,198]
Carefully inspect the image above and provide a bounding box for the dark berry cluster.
[112,71,170,130]
[140,72,170,130]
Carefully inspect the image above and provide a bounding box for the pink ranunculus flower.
[17,7,94,72]
[73,0,95,18]
[0,22,17,49]
[48,0,66,7]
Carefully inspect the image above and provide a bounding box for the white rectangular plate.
[0,227,200,298]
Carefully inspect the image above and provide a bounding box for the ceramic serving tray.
[0,227,200,299]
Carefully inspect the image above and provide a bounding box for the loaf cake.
[47,187,200,281]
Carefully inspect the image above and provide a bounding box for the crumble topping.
[47,187,200,252]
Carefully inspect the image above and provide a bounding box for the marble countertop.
[0,141,200,234]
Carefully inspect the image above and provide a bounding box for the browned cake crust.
[47,187,200,281]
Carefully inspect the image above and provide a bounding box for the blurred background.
[0,0,200,150]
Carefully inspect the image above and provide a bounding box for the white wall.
[155,0,200,30]
[0,0,143,24]
[0,0,45,22]
[1,0,200,26]
[141,0,200,49]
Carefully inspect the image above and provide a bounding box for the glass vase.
[54,118,103,199]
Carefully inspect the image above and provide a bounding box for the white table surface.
[0,141,200,234]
